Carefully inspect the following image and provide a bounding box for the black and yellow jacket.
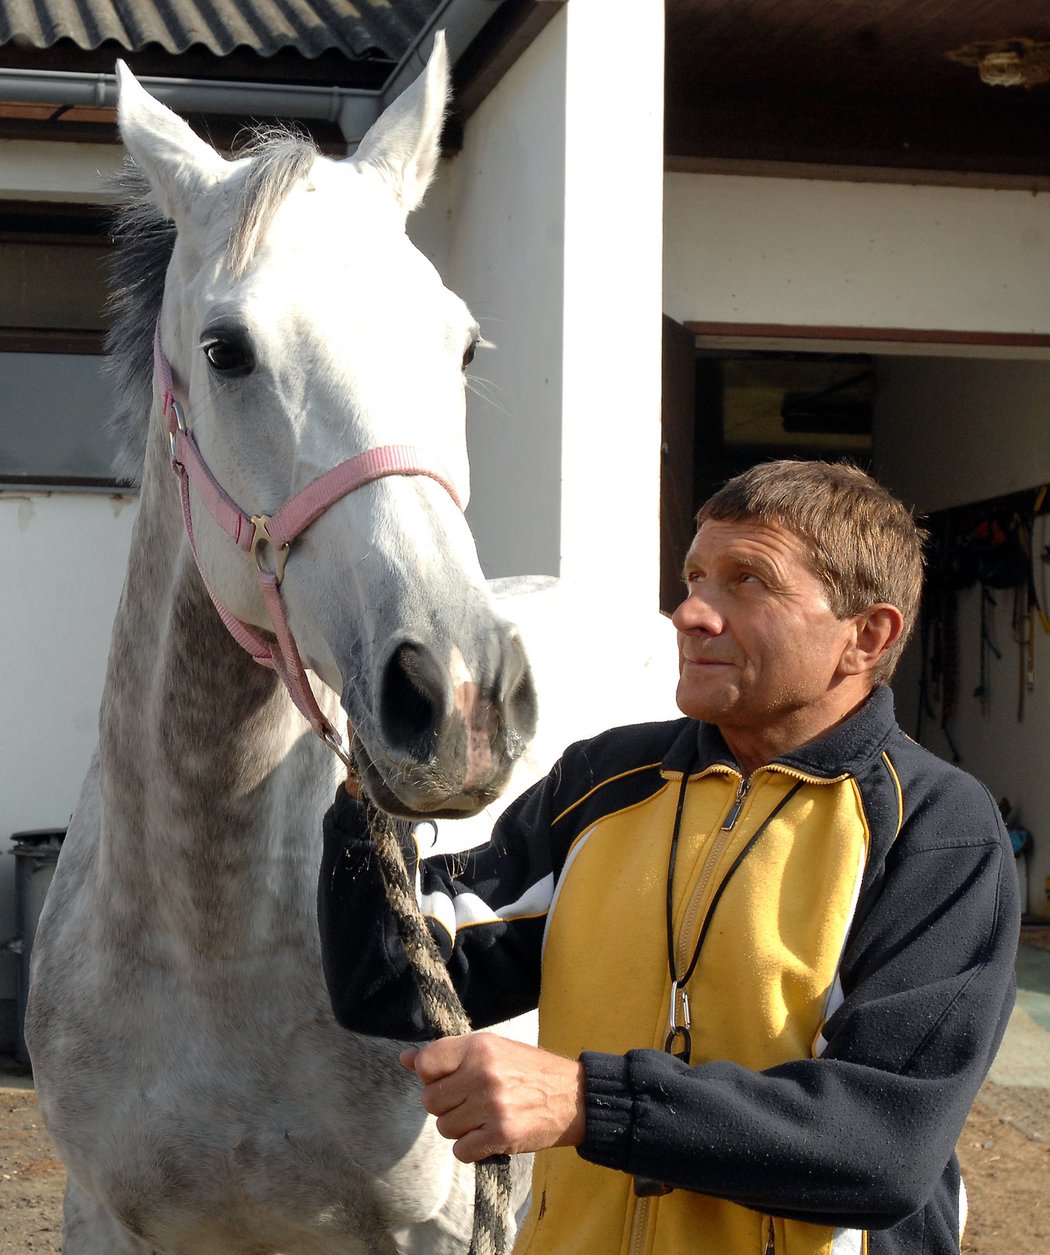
[318,686,1019,1255]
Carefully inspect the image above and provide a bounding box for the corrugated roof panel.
[0,0,443,61]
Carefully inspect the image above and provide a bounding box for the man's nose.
[672,588,723,635]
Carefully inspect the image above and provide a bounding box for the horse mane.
[106,128,319,485]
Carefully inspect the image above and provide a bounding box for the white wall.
[876,357,1050,919]
[1,146,129,1009]
[417,17,567,578]
[664,173,1050,334]
[416,0,665,591]
[0,492,137,982]
[0,140,124,201]
[875,357,1050,512]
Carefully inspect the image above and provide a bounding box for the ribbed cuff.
[328,789,418,866]
[577,1050,636,1173]
[330,785,367,832]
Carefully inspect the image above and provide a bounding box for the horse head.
[113,37,538,819]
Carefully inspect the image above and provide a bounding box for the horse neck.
[96,420,340,960]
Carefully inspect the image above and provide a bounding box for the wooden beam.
[665,154,1050,193]
[445,0,567,146]
[667,89,1050,182]
[684,323,1050,350]
[0,328,106,353]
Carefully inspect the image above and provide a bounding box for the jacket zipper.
[764,1216,776,1254]
[628,1195,652,1255]
[627,774,754,1255]
[721,775,752,829]
[627,774,803,1255]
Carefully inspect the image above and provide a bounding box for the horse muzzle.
[347,632,537,819]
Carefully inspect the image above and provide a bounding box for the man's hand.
[400,1033,585,1162]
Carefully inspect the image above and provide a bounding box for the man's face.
[672,517,861,763]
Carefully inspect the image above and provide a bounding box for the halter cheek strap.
[153,327,464,765]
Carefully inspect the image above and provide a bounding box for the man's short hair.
[695,460,925,683]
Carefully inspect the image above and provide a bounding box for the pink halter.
[154,327,463,766]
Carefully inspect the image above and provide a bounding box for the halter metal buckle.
[168,399,188,468]
[250,514,290,582]
[322,726,354,770]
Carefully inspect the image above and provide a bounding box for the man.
[318,460,1019,1254]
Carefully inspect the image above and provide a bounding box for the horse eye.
[203,337,253,375]
[462,340,478,371]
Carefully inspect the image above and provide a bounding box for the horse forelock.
[105,129,319,485]
[227,128,318,275]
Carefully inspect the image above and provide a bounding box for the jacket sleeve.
[578,781,1020,1229]
[318,769,566,1040]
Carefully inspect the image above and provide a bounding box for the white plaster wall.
[416,0,665,591]
[664,173,1050,334]
[874,357,1050,513]
[558,0,664,593]
[426,14,568,578]
[876,357,1050,918]
[1,143,127,1009]
[0,140,123,202]
[0,492,137,995]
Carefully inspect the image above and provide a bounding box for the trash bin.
[4,829,65,1067]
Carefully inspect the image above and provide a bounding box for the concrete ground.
[976,923,1050,1142]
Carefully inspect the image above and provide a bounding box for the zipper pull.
[721,777,751,829]
[764,1217,776,1254]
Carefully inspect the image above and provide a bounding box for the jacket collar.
[665,684,898,780]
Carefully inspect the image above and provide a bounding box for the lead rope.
[364,800,513,1255]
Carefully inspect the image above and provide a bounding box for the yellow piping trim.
[423,912,454,946]
[882,751,905,839]
[455,909,548,932]
[551,760,664,826]
[764,764,851,786]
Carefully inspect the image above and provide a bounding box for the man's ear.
[839,604,905,676]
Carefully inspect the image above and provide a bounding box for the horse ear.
[115,61,229,222]
[351,31,450,216]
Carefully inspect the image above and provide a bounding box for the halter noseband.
[153,326,464,767]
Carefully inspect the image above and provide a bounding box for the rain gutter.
[0,0,504,147]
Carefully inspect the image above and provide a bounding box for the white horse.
[26,39,543,1255]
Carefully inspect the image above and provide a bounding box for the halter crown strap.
[153,326,464,762]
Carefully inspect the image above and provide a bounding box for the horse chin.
[353,742,505,821]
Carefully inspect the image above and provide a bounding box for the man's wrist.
[576,1051,635,1170]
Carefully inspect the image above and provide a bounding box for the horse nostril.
[502,635,538,747]
[379,643,447,758]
